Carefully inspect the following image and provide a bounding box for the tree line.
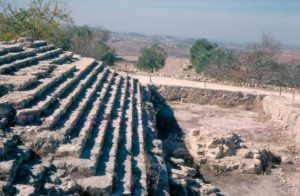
[190,34,300,88]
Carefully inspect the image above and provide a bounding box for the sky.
[11,0,300,46]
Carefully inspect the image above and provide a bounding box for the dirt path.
[128,74,300,104]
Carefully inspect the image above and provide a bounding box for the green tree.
[135,44,167,73]
[190,39,235,78]
[190,39,217,73]
[0,0,72,44]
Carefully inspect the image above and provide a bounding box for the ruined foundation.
[1,39,299,196]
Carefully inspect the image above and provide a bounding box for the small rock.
[281,156,294,164]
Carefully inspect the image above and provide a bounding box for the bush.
[135,44,167,73]
[68,25,117,66]
[0,0,72,43]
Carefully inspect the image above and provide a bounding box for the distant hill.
[108,31,300,58]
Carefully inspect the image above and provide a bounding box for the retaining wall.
[150,85,264,110]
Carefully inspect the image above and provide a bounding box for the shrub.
[68,26,117,65]
[0,0,72,43]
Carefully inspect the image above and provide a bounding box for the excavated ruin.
[0,39,172,195]
[2,39,299,195]
[149,84,300,195]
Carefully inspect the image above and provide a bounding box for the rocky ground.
[187,127,281,175]
[167,102,300,196]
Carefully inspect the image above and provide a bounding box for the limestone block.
[78,176,113,196]
[15,184,35,196]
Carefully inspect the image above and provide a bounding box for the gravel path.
[129,74,300,104]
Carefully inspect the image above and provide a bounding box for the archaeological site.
[0,39,300,196]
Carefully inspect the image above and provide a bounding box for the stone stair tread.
[0,48,62,74]
[0,43,22,55]
[85,77,122,161]
[14,184,35,196]
[0,65,76,109]
[53,158,95,177]
[0,49,35,66]
[78,176,113,195]
[39,62,101,129]
[56,72,114,158]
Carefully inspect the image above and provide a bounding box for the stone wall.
[262,96,300,143]
[150,85,264,110]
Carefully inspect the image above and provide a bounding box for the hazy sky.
[13,0,300,46]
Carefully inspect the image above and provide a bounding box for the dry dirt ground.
[168,101,300,196]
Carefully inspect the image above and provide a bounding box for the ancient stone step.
[33,45,54,53]
[131,82,149,195]
[0,43,23,56]
[15,59,99,125]
[55,71,115,158]
[78,77,127,194]
[0,52,74,96]
[14,51,73,78]
[98,77,128,174]
[29,40,48,48]
[78,176,113,195]
[0,40,172,195]
[113,77,134,195]
[14,184,35,196]
[39,61,101,130]
[0,49,35,66]
[0,63,76,113]
[0,48,62,74]
[55,67,110,135]
[80,76,122,161]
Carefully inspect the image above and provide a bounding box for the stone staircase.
[0,40,171,195]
